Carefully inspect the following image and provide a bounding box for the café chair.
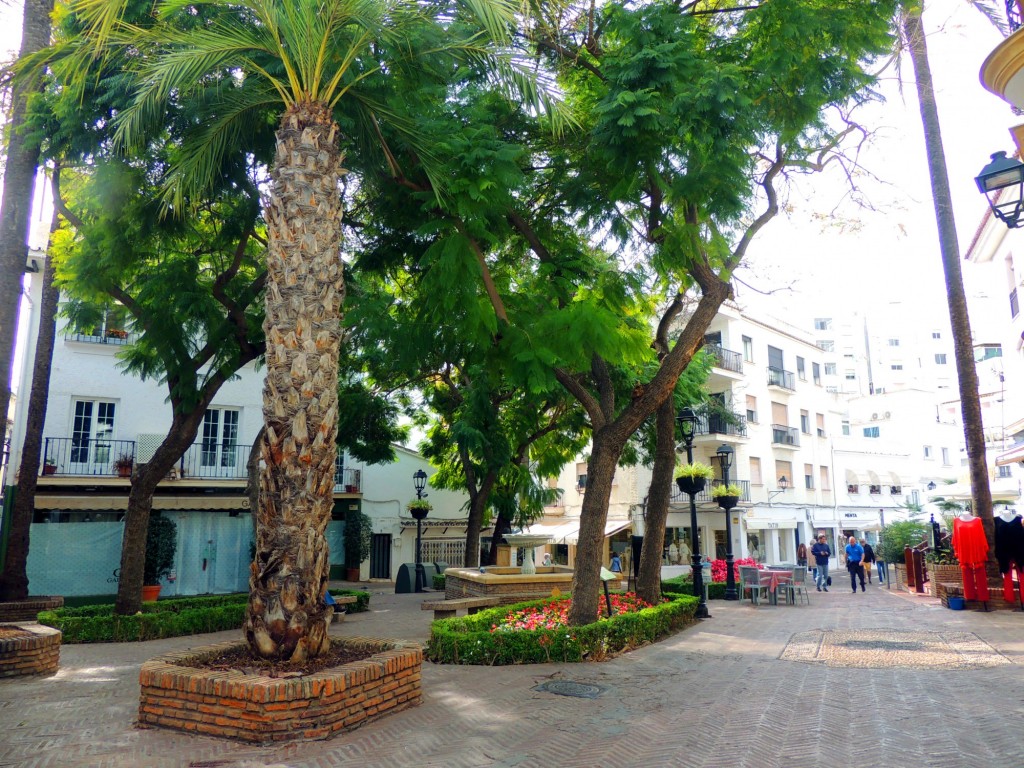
[740,566,767,605]
[780,566,811,606]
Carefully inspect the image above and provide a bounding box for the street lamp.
[927,481,936,491]
[716,443,739,601]
[411,469,429,593]
[976,151,1024,229]
[676,408,710,619]
[768,475,789,503]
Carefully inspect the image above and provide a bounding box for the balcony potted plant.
[711,483,743,509]
[113,452,134,478]
[143,512,177,602]
[42,455,58,475]
[675,461,715,497]
[343,509,372,582]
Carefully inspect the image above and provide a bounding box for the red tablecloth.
[759,569,794,603]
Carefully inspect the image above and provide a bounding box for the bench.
[329,594,358,623]
[421,596,500,620]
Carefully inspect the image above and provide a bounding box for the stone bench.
[330,594,358,623]
[421,596,501,620]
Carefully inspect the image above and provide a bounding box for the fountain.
[442,532,575,603]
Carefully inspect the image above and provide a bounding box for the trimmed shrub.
[426,594,697,665]
[662,577,727,601]
[432,573,446,591]
[38,589,371,643]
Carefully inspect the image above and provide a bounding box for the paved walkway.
[3,580,1024,768]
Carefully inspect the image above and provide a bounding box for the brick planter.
[0,623,61,678]
[928,564,962,588]
[138,636,422,743]
[0,595,64,622]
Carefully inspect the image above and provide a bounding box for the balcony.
[65,330,137,346]
[670,479,751,505]
[695,411,748,438]
[771,424,800,448]
[766,367,795,391]
[704,344,743,374]
[981,9,1024,111]
[41,437,138,477]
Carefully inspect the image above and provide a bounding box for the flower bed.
[426,593,697,665]
[38,590,369,643]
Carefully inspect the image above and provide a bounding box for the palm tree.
[901,2,995,554]
[68,0,523,661]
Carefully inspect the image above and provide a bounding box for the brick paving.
[2,581,1024,767]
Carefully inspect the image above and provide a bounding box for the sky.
[0,0,1018,374]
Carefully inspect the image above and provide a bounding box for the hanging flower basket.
[675,476,707,496]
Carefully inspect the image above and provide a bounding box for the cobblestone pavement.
[3,581,1024,768]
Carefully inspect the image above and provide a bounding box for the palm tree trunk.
[0,197,60,601]
[903,5,994,547]
[245,101,346,662]
[0,0,54,443]
[636,397,676,605]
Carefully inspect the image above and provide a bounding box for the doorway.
[370,533,392,579]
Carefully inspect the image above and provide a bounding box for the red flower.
[489,592,655,633]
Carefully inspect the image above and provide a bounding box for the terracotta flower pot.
[141,584,162,602]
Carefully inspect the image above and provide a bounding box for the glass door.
[69,400,116,474]
[200,409,240,477]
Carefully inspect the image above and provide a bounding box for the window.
[932,331,941,339]
[923,446,932,459]
[974,344,1002,361]
[999,464,1013,479]
[775,460,792,486]
[742,335,753,362]
[814,318,832,331]
[816,413,826,438]
[816,340,834,352]
[70,399,117,472]
[201,408,240,475]
[863,426,880,438]
[800,410,810,434]
[796,356,806,380]
[812,363,821,385]
[746,394,757,424]
[576,462,588,491]
[749,457,762,486]
[848,483,860,494]
[820,466,831,491]
[941,447,950,465]
[845,370,856,380]
[869,484,882,495]
[824,363,837,375]
[891,364,903,371]
[888,338,900,347]
[935,354,947,364]
[890,485,902,495]
[804,463,814,490]
[842,420,850,436]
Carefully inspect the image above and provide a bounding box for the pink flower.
[489,593,654,633]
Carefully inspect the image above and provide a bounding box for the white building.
[2,252,472,598]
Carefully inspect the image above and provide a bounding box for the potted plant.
[113,452,134,478]
[42,456,58,475]
[711,483,743,509]
[343,509,373,581]
[407,499,433,516]
[675,461,715,496]
[143,512,177,601]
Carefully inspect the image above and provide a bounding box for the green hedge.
[426,594,698,665]
[662,577,727,601]
[38,589,371,643]
[432,573,446,591]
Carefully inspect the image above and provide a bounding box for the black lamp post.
[412,469,429,593]
[976,151,1024,229]
[716,443,739,600]
[676,408,710,619]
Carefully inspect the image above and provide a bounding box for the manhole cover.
[534,680,606,699]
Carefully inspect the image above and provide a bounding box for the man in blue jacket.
[845,536,866,593]
[811,534,831,592]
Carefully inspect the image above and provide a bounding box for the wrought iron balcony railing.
[41,437,137,477]
[705,344,743,373]
[696,411,748,438]
[766,367,795,390]
[771,424,800,447]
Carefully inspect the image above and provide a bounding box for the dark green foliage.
[425,594,697,665]
[662,576,727,601]
[143,512,177,585]
[37,589,370,643]
[432,573,446,591]
[344,510,373,567]
[877,521,931,564]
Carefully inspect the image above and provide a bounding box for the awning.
[743,518,798,530]
[867,470,881,486]
[845,469,861,486]
[996,442,1024,466]
[522,520,581,543]
[34,494,246,511]
[562,519,631,545]
[888,472,905,488]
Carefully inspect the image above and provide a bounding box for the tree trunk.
[114,410,208,614]
[0,200,60,601]
[0,0,54,442]
[462,471,497,567]
[636,397,676,604]
[245,101,345,662]
[903,6,994,546]
[486,507,512,565]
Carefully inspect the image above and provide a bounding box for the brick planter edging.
[0,596,64,622]
[0,623,61,678]
[138,636,422,743]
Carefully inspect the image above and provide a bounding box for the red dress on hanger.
[952,516,990,602]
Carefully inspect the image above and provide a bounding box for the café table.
[758,568,795,605]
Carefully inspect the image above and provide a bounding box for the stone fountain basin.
[444,566,574,603]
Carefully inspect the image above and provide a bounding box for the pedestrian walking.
[811,534,831,591]
[797,542,808,567]
[861,538,876,584]
[846,536,866,593]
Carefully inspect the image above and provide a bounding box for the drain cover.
[533,680,606,699]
